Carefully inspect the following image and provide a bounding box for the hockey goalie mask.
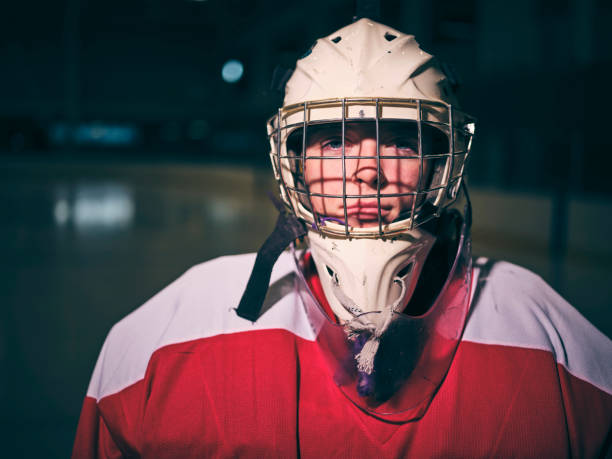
[264,18,475,418]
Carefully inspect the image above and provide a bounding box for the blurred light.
[205,198,239,224]
[54,199,70,226]
[73,184,134,230]
[48,122,139,147]
[222,59,244,84]
[74,123,137,146]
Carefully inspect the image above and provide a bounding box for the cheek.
[304,159,345,216]
[304,159,323,190]
[383,158,421,188]
[304,158,343,190]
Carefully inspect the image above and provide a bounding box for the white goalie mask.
[266,18,476,419]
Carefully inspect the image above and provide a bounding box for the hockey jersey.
[72,252,612,458]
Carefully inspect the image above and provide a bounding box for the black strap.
[235,201,306,322]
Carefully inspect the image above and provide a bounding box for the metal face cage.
[267,98,476,238]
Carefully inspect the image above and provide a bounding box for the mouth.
[346,203,391,217]
[349,212,382,222]
[345,203,394,225]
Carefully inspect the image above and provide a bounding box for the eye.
[321,137,344,152]
[388,138,418,156]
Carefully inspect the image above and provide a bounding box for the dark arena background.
[1,1,611,457]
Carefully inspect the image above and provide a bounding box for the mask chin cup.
[293,218,472,421]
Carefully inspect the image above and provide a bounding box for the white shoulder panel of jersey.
[87,251,314,401]
[465,257,612,395]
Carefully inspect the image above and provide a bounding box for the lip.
[347,201,383,209]
[345,202,391,217]
[347,208,382,216]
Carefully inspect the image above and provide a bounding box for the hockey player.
[73,18,612,458]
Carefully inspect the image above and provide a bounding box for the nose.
[351,138,387,188]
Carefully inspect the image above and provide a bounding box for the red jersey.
[72,253,612,458]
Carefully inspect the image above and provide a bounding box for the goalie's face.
[302,121,442,228]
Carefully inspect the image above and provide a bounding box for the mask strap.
[235,196,306,322]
